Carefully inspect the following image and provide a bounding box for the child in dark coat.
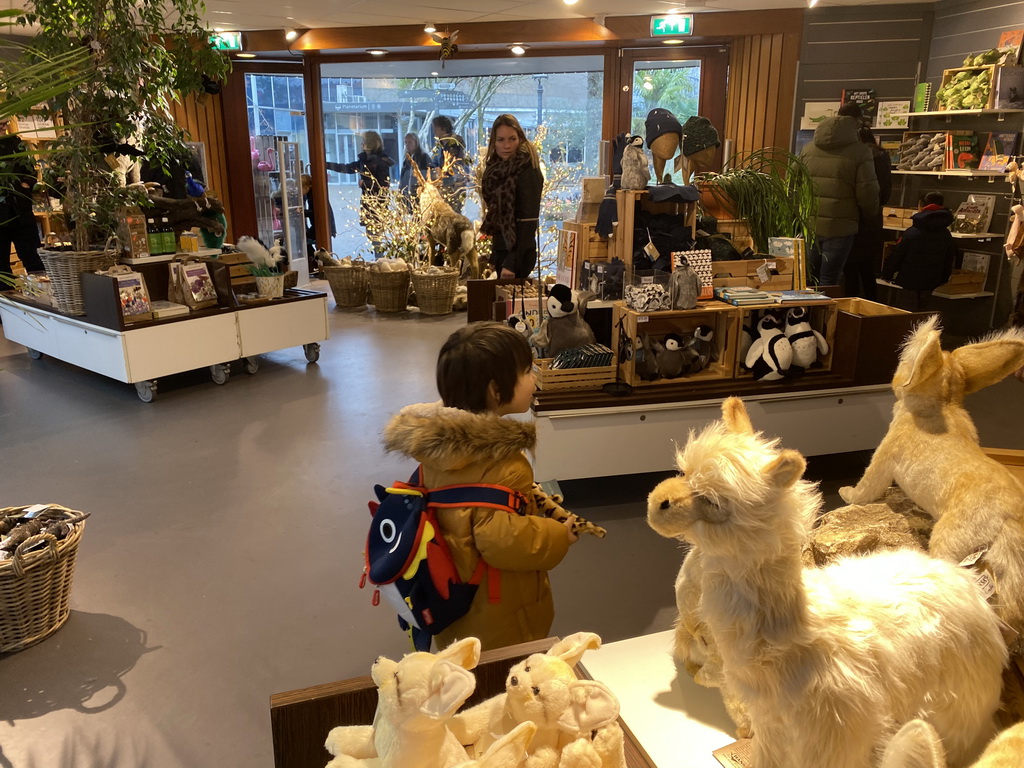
[883,191,957,310]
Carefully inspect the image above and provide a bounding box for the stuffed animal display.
[647,397,1007,768]
[449,632,626,768]
[784,306,829,370]
[745,313,793,381]
[669,257,701,310]
[532,285,596,358]
[619,134,650,191]
[637,328,714,382]
[840,317,1024,650]
[881,719,1024,768]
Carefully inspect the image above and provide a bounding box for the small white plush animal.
[324,638,480,768]
[684,324,714,374]
[784,306,828,369]
[647,397,1007,768]
[744,314,792,381]
[451,722,537,768]
[840,317,1024,650]
[881,719,1024,768]
[619,135,650,191]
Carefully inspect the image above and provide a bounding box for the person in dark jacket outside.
[845,124,892,300]
[430,115,471,213]
[0,117,43,276]
[480,114,544,279]
[398,132,430,202]
[883,191,956,311]
[325,130,393,255]
[800,108,879,287]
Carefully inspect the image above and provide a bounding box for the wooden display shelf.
[612,188,698,268]
[901,108,1024,117]
[733,301,838,378]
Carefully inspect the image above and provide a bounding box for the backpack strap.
[427,483,525,514]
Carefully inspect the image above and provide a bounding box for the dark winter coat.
[484,163,544,277]
[800,116,879,238]
[849,145,892,269]
[883,205,957,292]
[399,149,431,196]
[383,403,571,651]
[326,151,393,225]
[0,134,38,224]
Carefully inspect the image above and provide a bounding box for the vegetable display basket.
[322,259,368,308]
[411,268,459,316]
[38,248,119,315]
[367,269,410,313]
[0,505,86,654]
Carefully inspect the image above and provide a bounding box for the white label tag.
[641,275,654,284]
[960,549,987,568]
[756,263,772,283]
[976,570,996,600]
[644,240,660,259]
[638,315,649,323]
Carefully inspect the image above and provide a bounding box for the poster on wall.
[841,88,878,123]
[875,101,911,129]
[799,102,840,130]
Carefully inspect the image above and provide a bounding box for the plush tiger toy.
[531,483,607,538]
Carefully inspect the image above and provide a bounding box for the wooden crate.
[715,218,754,252]
[612,189,697,267]
[532,358,616,391]
[938,65,997,111]
[711,257,794,291]
[560,221,609,287]
[830,298,930,384]
[611,301,739,387]
[734,301,837,378]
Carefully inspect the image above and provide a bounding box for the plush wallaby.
[648,397,1007,768]
[412,161,479,279]
[881,719,1024,768]
[840,317,1024,649]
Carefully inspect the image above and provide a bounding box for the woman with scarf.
[480,114,544,279]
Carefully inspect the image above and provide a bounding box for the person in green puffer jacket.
[800,106,879,287]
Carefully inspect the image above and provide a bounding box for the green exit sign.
[209,31,242,51]
[650,14,693,37]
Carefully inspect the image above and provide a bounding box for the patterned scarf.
[481,150,532,248]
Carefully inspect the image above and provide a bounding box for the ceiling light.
[508,43,528,55]
[642,76,654,91]
[284,28,298,41]
[808,0,818,6]
[236,52,256,58]
[563,0,580,4]
[430,71,439,76]
[424,22,436,33]
[662,39,685,44]
[366,48,388,56]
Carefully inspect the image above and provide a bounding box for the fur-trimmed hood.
[383,402,536,472]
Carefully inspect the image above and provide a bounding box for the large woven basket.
[38,248,118,315]
[0,505,86,653]
[367,268,410,313]
[411,269,459,316]
[323,259,368,308]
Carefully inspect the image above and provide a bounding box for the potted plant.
[697,148,818,256]
[13,0,230,252]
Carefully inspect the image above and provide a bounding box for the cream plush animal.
[449,632,625,768]
[647,397,1007,768]
[452,723,537,768]
[839,317,1024,649]
[324,637,480,768]
[881,719,1024,768]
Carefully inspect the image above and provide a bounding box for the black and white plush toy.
[532,284,596,358]
[635,334,660,381]
[784,306,829,370]
[654,333,687,378]
[684,324,715,374]
[745,313,793,381]
[620,134,650,191]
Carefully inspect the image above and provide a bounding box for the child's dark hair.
[920,191,944,207]
[437,322,533,413]
[431,115,454,135]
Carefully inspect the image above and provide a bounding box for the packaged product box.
[116,207,150,261]
[581,177,608,203]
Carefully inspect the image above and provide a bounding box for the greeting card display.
[170,259,218,310]
[98,265,152,323]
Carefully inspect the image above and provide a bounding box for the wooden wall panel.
[726,32,800,157]
[170,92,232,241]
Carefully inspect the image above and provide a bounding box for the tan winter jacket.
[383,402,571,652]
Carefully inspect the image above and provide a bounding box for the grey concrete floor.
[0,287,1021,768]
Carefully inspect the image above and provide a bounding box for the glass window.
[632,60,701,185]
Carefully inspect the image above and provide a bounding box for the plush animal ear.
[435,636,481,670]
[556,681,620,734]
[421,661,476,719]
[763,449,805,489]
[548,631,602,667]
[951,331,1024,395]
[721,397,753,435]
[879,719,945,768]
[895,320,944,392]
[470,721,537,768]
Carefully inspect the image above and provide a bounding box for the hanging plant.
[697,148,818,255]
[14,0,230,250]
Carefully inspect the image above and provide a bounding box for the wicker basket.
[38,248,118,315]
[368,268,411,313]
[411,269,459,316]
[323,259,368,308]
[0,505,86,653]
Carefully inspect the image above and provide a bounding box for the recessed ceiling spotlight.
[236,52,257,58]
[808,0,818,6]
[508,43,528,55]
[563,0,579,5]
[366,48,388,56]
[213,27,224,32]
[284,28,298,41]
[424,22,436,33]
[430,71,439,76]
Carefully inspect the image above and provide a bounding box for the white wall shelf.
[892,169,1006,177]
[898,108,1024,118]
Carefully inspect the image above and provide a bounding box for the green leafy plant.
[698,148,818,255]
[14,0,230,250]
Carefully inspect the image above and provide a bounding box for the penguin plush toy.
[784,306,829,372]
[654,333,687,378]
[684,324,715,374]
[635,334,660,381]
[532,284,596,357]
[619,134,651,191]
[745,313,793,381]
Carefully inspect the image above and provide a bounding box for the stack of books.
[771,290,832,304]
[714,286,773,305]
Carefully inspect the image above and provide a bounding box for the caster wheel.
[135,381,157,402]
[26,348,42,360]
[244,356,260,375]
[210,363,230,385]
[303,343,320,363]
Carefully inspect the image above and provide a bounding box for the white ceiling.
[209,0,934,35]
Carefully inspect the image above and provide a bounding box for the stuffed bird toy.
[745,313,793,381]
[785,306,829,370]
[619,134,650,191]
[684,324,715,374]
[532,284,596,358]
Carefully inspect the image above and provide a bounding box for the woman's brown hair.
[437,322,533,413]
[362,130,384,154]
[484,114,539,168]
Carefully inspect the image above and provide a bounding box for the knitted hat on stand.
[681,116,721,157]
[645,108,683,148]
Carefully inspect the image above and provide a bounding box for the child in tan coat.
[383,323,578,651]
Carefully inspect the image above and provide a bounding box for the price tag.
[638,315,649,323]
[641,275,654,284]
[756,263,771,284]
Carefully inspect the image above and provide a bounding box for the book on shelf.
[772,289,832,304]
[768,237,801,258]
[875,100,911,129]
[944,132,980,170]
[841,88,878,122]
[978,131,1019,171]
[913,82,932,113]
[994,66,1024,109]
[109,270,152,323]
[998,30,1024,67]
[150,300,190,319]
